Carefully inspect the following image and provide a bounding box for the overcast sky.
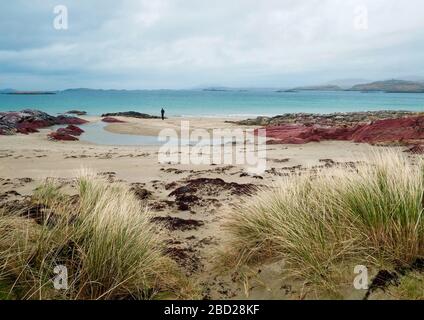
[1,0,424,90]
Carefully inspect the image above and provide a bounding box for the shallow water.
[53,122,163,146]
[54,122,226,146]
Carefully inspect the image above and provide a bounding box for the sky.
[1,0,424,90]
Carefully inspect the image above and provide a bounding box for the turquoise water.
[1,90,423,117]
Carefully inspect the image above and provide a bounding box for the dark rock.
[101,111,162,119]
[0,109,88,136]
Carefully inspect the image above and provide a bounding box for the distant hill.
[0,89,56,95]
[0,89,16,93]
[348,80,424,93]
[326,79,370,89]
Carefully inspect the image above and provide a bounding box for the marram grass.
[0,172,196,300]
[223,150,423,289]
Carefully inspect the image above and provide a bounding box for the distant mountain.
[280,85,343,92]
[0,89,16,93]
[348,79,424,93]
[326,79,370,89]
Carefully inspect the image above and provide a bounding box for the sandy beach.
[2,0,424,305]
[0,115,400,299]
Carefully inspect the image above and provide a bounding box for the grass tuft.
[223,149,424,291]
[0,171,196,300]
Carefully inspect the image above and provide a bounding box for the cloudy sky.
[1,0,424,90]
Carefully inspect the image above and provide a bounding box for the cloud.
[1,0,424,89]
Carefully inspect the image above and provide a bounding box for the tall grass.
[0,172,195,300]
[224,150,424,287]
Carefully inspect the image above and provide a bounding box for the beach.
[2,0,424,304]
[0,115,407,299]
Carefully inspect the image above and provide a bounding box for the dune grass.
[0,172,196,300]
[223,150,424,294]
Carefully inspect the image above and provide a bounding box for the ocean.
[0,89,423,117]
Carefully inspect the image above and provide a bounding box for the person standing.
[161,108,165,120]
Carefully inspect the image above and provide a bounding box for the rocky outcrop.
[102,117,126,123]
[0,110,56,135]
[55,115,88,125]
[261,116,424,145]
[101,111,161,119]
[233,110,421,127]
[48,124,85,141]
[351,116,424,143]
[0,109,88,135]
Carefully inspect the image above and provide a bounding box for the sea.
[0,89,423,117]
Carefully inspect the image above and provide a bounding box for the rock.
[101,111,162,119]
[56,115,89,125]
[66,110,87,116]
[350,116,424,143]
[235,111,421,127]
[102,117,126,123]
[56,125,84,136]
[0,109,88,136]
[0,110,55,134]
[48,132,79,141]
[262,116,424,145]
